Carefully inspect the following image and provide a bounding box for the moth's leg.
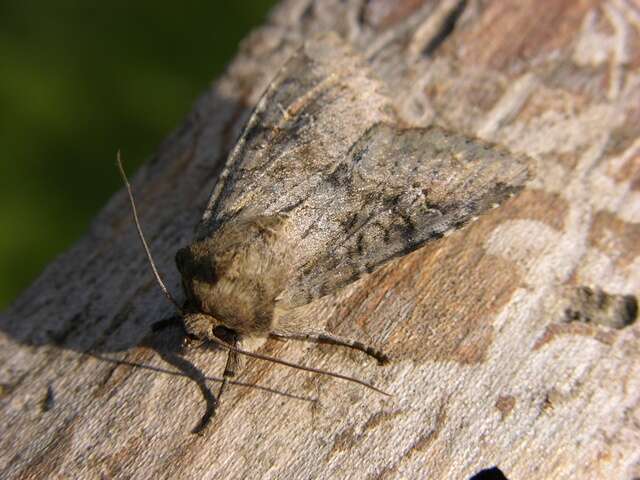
[182,315,243,402]
[211,325,242,404]
[217,341,239,403]
[271,330,389,365]
[182,314,212,349]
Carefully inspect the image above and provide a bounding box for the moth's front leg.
[184,316,243,403]
[182,312,217,348]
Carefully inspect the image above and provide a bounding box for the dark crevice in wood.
[422,0,467,57]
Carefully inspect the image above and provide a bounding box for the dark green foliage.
[0,1,277,308]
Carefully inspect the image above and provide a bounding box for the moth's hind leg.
[271,329,389,365]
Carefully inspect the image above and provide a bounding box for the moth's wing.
[195,31,533,313]
[195,32,394,239]
[277,123,534,310]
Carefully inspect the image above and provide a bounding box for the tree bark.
[2,1,639,479]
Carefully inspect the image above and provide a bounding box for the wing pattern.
[197,33,533,312]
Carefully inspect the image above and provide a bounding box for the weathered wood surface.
[2,1,640,478]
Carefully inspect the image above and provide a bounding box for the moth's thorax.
[176,215,292,335]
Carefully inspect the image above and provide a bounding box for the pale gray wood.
[1,1,639,479]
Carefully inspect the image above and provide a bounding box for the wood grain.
[1,1,640,478]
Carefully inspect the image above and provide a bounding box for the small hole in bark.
[470,466,509,480]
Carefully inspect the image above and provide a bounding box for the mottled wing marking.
[196,32,394,239]
[278,123,532,309]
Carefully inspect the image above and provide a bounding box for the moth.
[119,32,532,405]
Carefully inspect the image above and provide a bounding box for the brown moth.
[120,32,533,408]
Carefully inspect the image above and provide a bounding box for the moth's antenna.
[117,153,389,396]
[117,151,184,315]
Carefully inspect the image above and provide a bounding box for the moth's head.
[175,215,291,334]
[175,240,218,312]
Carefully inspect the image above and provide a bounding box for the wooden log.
[1,1,639,478]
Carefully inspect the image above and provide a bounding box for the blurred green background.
[0,1,278,309]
